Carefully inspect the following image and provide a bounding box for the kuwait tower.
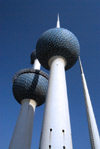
[36,15,80,149]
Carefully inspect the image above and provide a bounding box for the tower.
[79,57,100,149]
[36,16,80,149]
[9,51,48,149]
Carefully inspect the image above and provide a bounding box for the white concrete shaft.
[33,59,41,70]
[9,99,36,149]
[79,60,100,149]
[40,57,73,149]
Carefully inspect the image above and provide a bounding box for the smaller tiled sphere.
[13,69,48,106]
[30,50,36,64]
[36,28,80,70]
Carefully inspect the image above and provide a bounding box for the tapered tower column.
[9,99,36,149]
[36,16,80,149]
[40,57,73,148]
[9,51,48,149]
[31,50,41,70]
[79,57,100,149]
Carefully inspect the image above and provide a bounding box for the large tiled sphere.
[36,28,80,70]
[13,69,48,106]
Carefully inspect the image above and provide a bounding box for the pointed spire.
[79,56,100,148]
[56,13,60,28]
[79,56,83,74]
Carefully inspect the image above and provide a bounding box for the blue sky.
[0,0,100,148]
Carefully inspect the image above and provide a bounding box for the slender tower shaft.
[9,99,36,149]
[40,57,73,149]
[79,57,100,149]
[31,50,41,70]
[33,59,41,70]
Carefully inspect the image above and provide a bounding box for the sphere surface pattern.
[36,28,80,70]
[13,69,48,106]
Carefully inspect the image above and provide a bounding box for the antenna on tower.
[56,13,60,28]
